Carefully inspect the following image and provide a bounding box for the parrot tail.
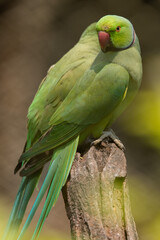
[17,136,79,240]
[2,170,42,240]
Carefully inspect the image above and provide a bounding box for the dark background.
[0,0,160,239]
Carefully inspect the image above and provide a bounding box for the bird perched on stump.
[3,15,142,240]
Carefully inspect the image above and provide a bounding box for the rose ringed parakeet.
[3,15,142,240]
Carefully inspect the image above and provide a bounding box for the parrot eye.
[116,26,121,32]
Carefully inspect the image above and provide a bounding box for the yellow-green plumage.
[3,15,142,240]
[27,23,100,148]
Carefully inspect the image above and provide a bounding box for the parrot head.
[96,15,135,52]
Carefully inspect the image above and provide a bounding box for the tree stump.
[62,139,138,240]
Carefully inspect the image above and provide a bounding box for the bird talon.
[91,129,125,151]
[91,139,102,146]
[113,138,125,151]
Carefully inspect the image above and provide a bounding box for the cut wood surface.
[62,139,138,240]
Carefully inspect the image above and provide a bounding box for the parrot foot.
[92,129,125,151]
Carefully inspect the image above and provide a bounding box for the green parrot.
[3,15,142,240]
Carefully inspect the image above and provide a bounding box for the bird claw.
[92,129,125,151]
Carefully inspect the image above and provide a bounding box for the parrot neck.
[128,30,136,48]
[117,30,136,51]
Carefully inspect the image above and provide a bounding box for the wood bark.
[62,139,138,240]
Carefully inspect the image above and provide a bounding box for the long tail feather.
[16,157,58,240]
[17,136,79,240]
[2,170,42,240]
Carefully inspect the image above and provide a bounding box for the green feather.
[2,170,41,240]
[17,136,79,240]
[16,122,84,167]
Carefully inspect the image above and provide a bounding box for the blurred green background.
[0,0,159,239]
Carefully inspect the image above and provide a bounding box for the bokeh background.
[0,0,160,239]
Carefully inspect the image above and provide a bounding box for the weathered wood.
[62,139,138,240]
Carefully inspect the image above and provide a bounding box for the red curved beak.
[98,31,110,52]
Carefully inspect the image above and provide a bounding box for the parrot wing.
[26,23,99,149]
[18,61,129,174]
